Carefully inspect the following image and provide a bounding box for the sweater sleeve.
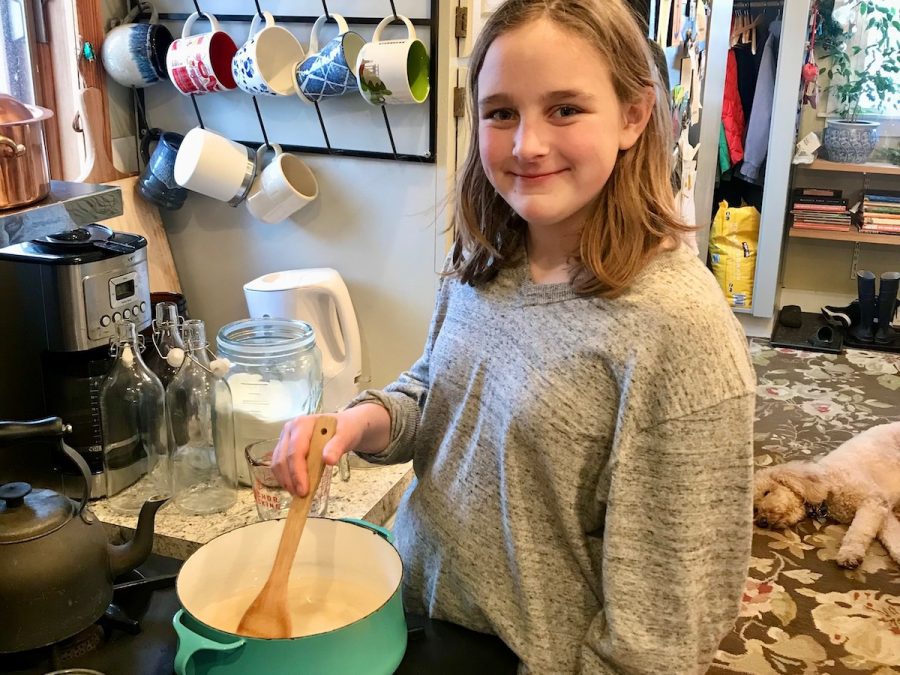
[344,274,451,465]
[581,393,754,674]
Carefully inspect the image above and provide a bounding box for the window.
[0,0,89,180]
[821,3,900,121]
[857,21,900,117]
[0,0,36,105]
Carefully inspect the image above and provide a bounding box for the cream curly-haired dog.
[753,421,900,569]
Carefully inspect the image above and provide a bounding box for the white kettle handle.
[314,274,362,379]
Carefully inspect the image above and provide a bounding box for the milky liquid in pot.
[198,577,388,638]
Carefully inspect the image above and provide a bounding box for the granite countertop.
[92,461,413,559]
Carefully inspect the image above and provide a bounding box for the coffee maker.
[0,224,151,496]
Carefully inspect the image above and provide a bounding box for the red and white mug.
[165,12,238,95]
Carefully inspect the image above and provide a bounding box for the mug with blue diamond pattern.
[293,14,365,104]
[232,11,305,97]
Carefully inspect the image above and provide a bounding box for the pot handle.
[173,609,245,675]
[0,417,68,444]
[339,517,394,544]
[0,135,26,158]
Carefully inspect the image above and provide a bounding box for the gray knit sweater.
[352,244,755,673]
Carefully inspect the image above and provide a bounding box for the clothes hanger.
[750,10,758,53]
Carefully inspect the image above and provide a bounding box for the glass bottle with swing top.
[100,320,171,514]
[145,301,185,389]
[167,319,237,515]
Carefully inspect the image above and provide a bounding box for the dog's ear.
[770,461,829,504]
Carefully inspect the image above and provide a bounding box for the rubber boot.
[821,300,860,328]
[875,272,900,344]
[850,270,877,342]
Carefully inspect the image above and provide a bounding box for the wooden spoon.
[237,415,336,638]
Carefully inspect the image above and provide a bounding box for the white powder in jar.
[227,372,316,484]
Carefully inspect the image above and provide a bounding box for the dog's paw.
[835,548,864,569]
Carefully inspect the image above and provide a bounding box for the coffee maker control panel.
[84,264,151,342]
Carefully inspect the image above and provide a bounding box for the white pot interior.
[177,518,402,638]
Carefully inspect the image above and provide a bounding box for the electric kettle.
[243,268,361,413]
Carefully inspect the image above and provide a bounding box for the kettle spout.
[108,497,167,578]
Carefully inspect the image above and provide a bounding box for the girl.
[273,0,755,672]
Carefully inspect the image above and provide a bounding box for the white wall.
[104,0,456,389]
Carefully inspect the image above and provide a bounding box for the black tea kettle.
[0,417,166,653]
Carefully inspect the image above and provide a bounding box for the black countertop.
[2,554,519,675]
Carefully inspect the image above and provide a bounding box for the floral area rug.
[710,340,900,674]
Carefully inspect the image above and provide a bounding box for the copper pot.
[0,94,53,210]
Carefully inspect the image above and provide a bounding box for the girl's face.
[477,18,651,237]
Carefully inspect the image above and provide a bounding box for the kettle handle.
[59,440,93,516]
[316,275,362,378]
[0,418,91,513]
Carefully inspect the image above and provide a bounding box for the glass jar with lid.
[216,318,323,485]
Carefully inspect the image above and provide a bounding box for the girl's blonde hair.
[449,0,693,297]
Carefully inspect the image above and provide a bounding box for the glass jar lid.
[216,318,317,361]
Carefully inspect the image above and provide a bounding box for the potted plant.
[817,0,900,163]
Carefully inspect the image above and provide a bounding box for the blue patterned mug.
[100,1,173,88]
[138,129,187,210]
[293,14,365,104]
[232,11,305,97]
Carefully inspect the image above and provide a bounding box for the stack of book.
[790,188,852,232]
[860,189,900,235]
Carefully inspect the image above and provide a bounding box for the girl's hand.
[270,404,390,497]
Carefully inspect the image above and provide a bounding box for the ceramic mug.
[293,14,366,104]
[138,128,187,210]
[101,1,174,88]
[173,127,257,206]
[245,144,318,224]
[356,15,430,106]
[165,12,238,95]
[232,11,305,96]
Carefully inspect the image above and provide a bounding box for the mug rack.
[130,0,439,165]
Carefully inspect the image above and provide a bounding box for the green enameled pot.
[173,517,407,675]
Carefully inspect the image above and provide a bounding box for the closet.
[691,0,812,334]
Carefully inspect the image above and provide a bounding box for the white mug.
[232,11,305,96]
[246,144,318,223]
[356,15,430,105]
[174,127,257,206]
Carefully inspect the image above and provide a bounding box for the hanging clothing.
[740,20,781,182]
[721,49,746,163]
[719,125,732,173]
[733,44,760,121]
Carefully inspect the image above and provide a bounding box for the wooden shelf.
[802,159,900,175]
[788,227,900,245]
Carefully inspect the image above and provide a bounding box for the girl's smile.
[512,168,569,183]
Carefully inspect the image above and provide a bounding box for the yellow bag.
[709,200,759,309]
